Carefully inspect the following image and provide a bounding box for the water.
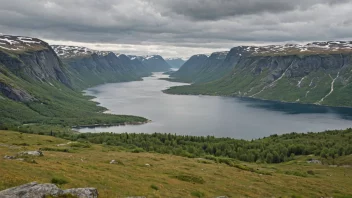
[77,72,352,140]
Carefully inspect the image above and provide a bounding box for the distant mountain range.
[165,58,185,68]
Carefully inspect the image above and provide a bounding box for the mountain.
[165,58,185,68]
[52,45,151,88]
[138,55,172,72]
[169,54,208,83]
[165,41,352,107]
[0,35,146,130]
[170,51,231,83]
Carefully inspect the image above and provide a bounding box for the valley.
[1,34,352,197]
[77,72,352,140]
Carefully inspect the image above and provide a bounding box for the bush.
[191,191,205,197]
[150,184,159,191]
[307,170,315,175]
[171,174,205,184]
[51,177,68,185]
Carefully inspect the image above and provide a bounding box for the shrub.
[191,191,205,197]
[171,174,205,184]
[51,177,68,185]
[40,147,70,152]
[307,170,315,175]
[150,184,159,191]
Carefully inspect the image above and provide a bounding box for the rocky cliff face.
[0,35,72,102]
[52,45,151,88]
[165,41,352,107]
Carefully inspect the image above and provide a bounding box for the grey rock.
[3,155,16,160]
[63,188,98,198]
[18,150,43,157]
[0,182,61,198]
[307,159,322,164]
[110,160,118,164]
[0,182,98,198]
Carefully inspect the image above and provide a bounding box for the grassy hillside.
[1,130,352,198]
[0,37,149,132]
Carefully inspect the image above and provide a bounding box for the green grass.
[1,130,352,197]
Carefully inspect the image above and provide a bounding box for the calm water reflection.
[77,72,352,139]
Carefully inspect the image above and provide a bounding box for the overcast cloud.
[1,0,352,58]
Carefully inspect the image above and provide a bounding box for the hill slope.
[165,41,352,107]
[1,130,352,197]
[170,51,231,83]
[0,35,147,131]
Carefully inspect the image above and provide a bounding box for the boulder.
[18,151,43,156]
[110,160,118,164]
[0,182,98,198]
[3,155,16,160]
[0,182,61,198]
[63,188,98,198]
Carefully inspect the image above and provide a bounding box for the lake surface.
[77,72,352,140]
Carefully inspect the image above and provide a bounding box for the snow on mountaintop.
[241,41,352,56]
[0,35,47,51]
[51,45,111,59]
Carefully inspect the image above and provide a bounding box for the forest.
[51,128,352,164]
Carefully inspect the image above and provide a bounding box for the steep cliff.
[0,35,147,128]
[165,41,352,107]
[52,45,151,88]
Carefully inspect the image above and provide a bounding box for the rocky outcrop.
[0,182,98,198]
[0,82,34,102]
[18,150,43,156]
[63,188,99,198]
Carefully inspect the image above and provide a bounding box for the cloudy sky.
[1,0,352,58]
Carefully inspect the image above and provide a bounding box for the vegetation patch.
[40,147,70,153]
[51,177,69,185]
[150,184,159,191]
[191,190,205,197]
[171,174,205,184]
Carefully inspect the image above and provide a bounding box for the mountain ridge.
[165,41,352,107]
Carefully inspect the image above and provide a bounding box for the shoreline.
[71,120,152,130]
[162,88,352,110]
